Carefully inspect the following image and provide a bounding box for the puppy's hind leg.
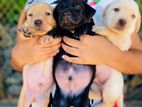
[118,92,124,107]
[96,73,123,107]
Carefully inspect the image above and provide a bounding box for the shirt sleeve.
[25,0,56,9]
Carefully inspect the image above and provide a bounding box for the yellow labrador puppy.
[17,3,56,107]
[90,0,141,107]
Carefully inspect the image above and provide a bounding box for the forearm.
[106,48,142,74]
[10,47,23,72]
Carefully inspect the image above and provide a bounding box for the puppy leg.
[118,92,124,107]
[89,82,102,100]
[18,86,33,107]
[92,26,110,36]
[18,87,25,107]
[95,71,123,107]
[35,88,51,107]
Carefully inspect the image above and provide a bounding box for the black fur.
[48,0,96,107]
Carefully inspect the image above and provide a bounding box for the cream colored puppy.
[17,3,56,107]
[90,0,141,107]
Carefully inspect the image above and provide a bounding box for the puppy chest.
[55,63,93,94]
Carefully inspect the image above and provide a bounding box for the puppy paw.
[19,26,35,38]
[47,28,61,38]
[74,27,87,39]
[39,36,54,44]
[92,26,103,35]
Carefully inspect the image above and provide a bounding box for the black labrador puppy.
[48,0,96,107]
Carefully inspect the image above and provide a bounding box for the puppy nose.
[118,19,126,26]
[34,19,43,27]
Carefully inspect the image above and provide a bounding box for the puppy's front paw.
[74,26,87,39]
[92,26,103,35]
[39,36,54,44]
[19,26,35,38]
[47,28,61,38]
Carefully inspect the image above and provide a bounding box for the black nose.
[34,19,43,27]
[118,19,126,26]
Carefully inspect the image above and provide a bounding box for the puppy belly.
[23,59,54,98]
[55,63,93,95]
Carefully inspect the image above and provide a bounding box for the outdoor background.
[0,0,142,107]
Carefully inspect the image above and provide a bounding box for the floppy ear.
[17,10,27,27]
[83,2,96,23]
[102,4,111,17]
[17,10,27,40]
[135,10,141,33]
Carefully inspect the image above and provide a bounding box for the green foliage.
[0,0,26,25]
[135,0,142,14]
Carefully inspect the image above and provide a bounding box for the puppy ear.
[17,10,27,27]
[83,2,96,23]
[135,10,141,33]
[102,4,111,17]
[17,10,27,39]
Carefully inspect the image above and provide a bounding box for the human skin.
[62,32,142,74]
[11,10,142,74]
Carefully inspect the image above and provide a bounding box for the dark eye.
[114,8,119,12]
[45,12,51,16]
[28,13,33,16]
[75,5,81,10]
[132,14,135,19]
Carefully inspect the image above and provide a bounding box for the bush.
[0,0,26,25]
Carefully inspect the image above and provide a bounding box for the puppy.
[48,0,96,107]
[17,3,56,107]
[90,0,141,107]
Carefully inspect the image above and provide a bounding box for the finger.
[41,43,61,55]
[63,37,81,48]
[62,43,80,56]
[36,42,61,49]
[62,55,83,64]
[39,50,59,62]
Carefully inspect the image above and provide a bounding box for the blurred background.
[0,0,142,107]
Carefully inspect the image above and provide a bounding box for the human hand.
[62,35,120,65]
[12,35,61,67]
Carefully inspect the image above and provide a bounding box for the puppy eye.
[131,14,135,19]
[45,12,51,16]
[28,13,33,16]
[114,8,119,12]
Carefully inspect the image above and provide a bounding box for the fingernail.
[62,55,66,59]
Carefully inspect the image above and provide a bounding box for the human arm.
[62,32,142,74]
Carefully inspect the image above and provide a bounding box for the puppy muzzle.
[116,19,127,30]
[60,10,82,30]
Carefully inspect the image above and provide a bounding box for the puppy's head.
[19,3,56,38]
[53,0,95,30]
[103,0,141,34]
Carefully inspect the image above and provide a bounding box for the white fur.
[90,0,140,107]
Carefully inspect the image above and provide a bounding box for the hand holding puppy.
[12,35,61,70]
[62,35,119,65]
